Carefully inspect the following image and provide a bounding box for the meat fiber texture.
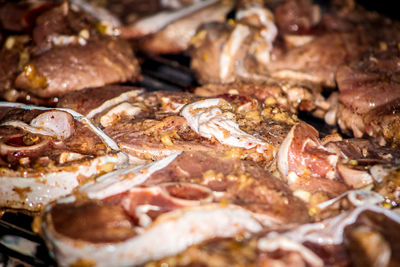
[42,151,310,266]
[0,102,128,211]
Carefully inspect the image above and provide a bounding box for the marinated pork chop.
[274,0,321,35]
[151,205,400,267]
[332,44,400,146]
[264,32,366,88]
[276,120,400,205]
[130,0,234,54]
[189,0,399,89]
[14,38,138,98]
[194,80,323,114]
[42,151,309,266]
[74,0,234,54]
[0,102,127,211]
[190,16,367,88]
[57,85,145,116]
[0,1,140,105]
[189,3,278,84]
[276,121,347,197]
[58,87,297,168]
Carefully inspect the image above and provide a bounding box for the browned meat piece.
[0,1,140,104]
[73,0,234,55]
[322,138,400,206]
[322,0,400,42]
[194,80,323,113]
[325,138,400,190]
[189,0,399,89]
[58,88,297,168]
[333,44,400,145]
[374,166,400,208]
[189,5,278,84]
[143,151,310,223]
[152,233,331,267]
[0,102,127,211]
[14,38,139,98]
[276,118,400,201]
[42,150,310,266]
[277,121,348,197]
[57,85,145,115]
[148,236,261,267]
[32,1,99,53]
[265,32,366,87]
[50,202,136,243]
[190,22,234,84]
[346,225,393,267]
[0,2,31,32]
[337,46,400,114]
[345,209,400,267]
[189,6,366,87]
[274,0,321,34]
[150,204,400,267]
[134,0,233,54]
[0,48,20,95]
[80,0,194,26]
[0,1,53,33]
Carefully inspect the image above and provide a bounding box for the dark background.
[357,0,399,20]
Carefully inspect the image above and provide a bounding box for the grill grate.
[138,53,199,92]
[0,213,55,266]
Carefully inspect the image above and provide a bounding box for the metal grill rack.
[0,212,56,266]
[138,53,199,92]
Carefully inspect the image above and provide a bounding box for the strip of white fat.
[370,165,390,183]
[79,152,181,200]
[135,204,161,227]
[69,0,121,27]
[129,0,218,36]
[161,0,186,9]
[180,99,269,153]
[276,122,295,178]
[3,110,74,140]
[50,35,81,46]
[219,24,250,80]
[119,143,179,164]
[0,102,120,151]
[236,6,277,41]
[258,234,324,267]
[0,137,49,155]
[317,190,384,210]
[100,103,142,127]
[58,152,84,164]
[1,121,57,139]
[0,152,127,211]
[44,205,262,267]
[282,205,400,246]
[236,7,277,65]
[86,90,142,118]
